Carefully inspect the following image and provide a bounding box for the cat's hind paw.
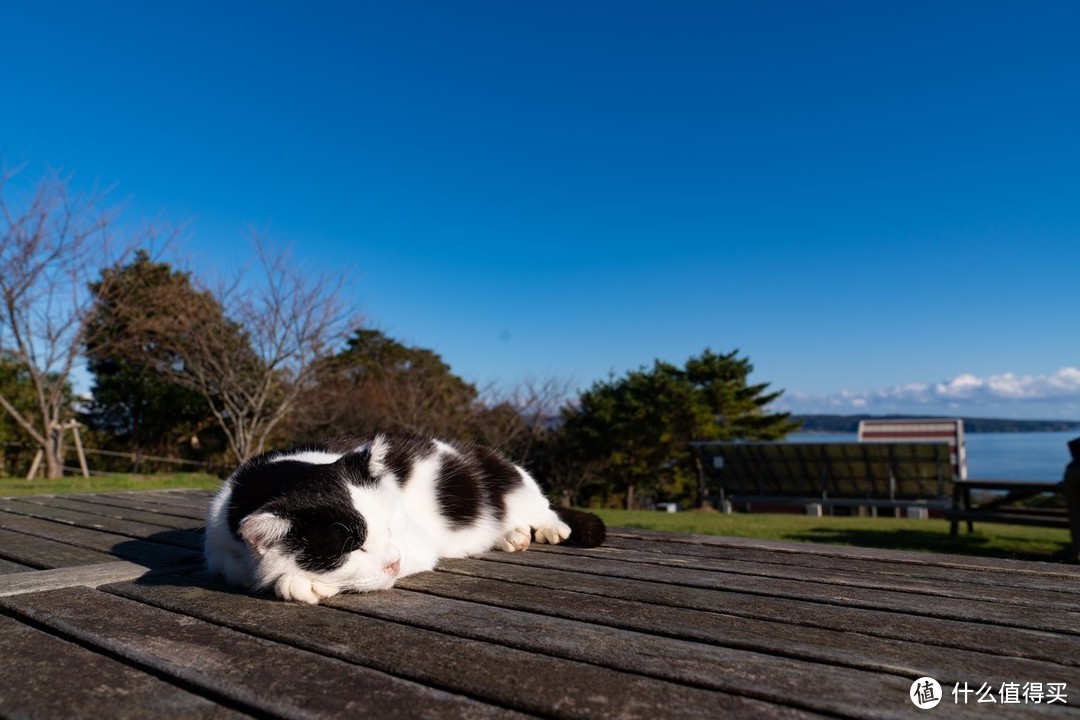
[500,527,531,552]
[533,521,571,545]
[275,574,340,604]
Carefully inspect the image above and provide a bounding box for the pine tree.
[560,349,799,508]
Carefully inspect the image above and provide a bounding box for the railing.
[2,440,215,477]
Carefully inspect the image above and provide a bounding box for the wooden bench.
[690,441,954,515]
[948,479,1070,536]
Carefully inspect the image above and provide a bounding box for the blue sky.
[3,2,1079,420]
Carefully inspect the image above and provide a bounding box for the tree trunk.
[625,482,635,510]
[693,452,708,509]
[45,429,63,479]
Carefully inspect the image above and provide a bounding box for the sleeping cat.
[204,433,605,603]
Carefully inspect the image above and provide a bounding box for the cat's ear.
[239,512,291,556]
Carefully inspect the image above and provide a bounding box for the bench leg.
[964,487,974,534]
[1065,441,1080,564]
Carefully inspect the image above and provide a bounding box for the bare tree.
[130,234,357,464]
[0,167,137,477]
[473,376,575,463]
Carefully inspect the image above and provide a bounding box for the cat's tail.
[554,507,607,548]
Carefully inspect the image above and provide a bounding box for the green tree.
[105,237,353,464]
[560,349,799,509]
[83,251,218,466]
[291,329,480,440]
[0,354,41,475]
[681,349,801,504]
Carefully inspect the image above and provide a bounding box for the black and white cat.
[204,433,605,603]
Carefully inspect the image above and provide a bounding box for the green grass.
[0,472,223,496]
[1,473,1071,563]
[591,508,1075,564]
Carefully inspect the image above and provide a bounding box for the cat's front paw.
[500,527,531,552]
[533,521,571,545]
[274,574,340,604]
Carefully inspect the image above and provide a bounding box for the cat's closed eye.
[329,523,364,554]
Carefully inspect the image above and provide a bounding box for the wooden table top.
[0,489,1077,719]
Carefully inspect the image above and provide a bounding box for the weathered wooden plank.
[0,557,32,574]
[16,494,204,529]
[68,492,207,520]
[433,557,1080,666]
[105,576,823,719]
[0,526,116,568]
[0,560,202,597]
[106,489,215,511]
[0,587,536,720]
[10,495,198,530]
[0,498,203,550]
[481,548,1080,634]
[530,542,1080,611]
[0,512,201,567]
[608,528,1080,577]
[0,614,251,719]
[600,534,1080,595]
[340,579,1077,718]
[393,570,1078,691]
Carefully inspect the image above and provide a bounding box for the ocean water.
[787,430,1079,482]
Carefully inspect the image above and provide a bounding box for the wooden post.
[68,421,90,478]
[26,421,91,480]
[26,450,44,480]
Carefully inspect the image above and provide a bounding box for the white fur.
[269,450,340,465]
[204,437,570,604]
[204,484,253,588]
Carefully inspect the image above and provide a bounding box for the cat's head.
[238,481,405,597]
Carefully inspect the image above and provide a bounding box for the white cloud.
[935,368,1080,401]
[783,367,1080,419]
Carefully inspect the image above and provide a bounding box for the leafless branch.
[0,166,145,477]
[123,232,358,464]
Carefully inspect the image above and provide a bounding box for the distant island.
[792,414,1080,434]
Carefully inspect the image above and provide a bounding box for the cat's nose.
[384,559,401,575]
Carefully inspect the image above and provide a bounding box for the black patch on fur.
[433,443,523,528]
[282,504,366,573]
[227,447,369,573]
[227,453,333,535]
[381,433,437,487]
[471,445,520,522]
[336,446,377,488]
[554,507,607,548]
[435,451,483,527]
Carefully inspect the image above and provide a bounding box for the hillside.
[792,414,1080,434]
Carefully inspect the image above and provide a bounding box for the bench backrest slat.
[691,441,953,502]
